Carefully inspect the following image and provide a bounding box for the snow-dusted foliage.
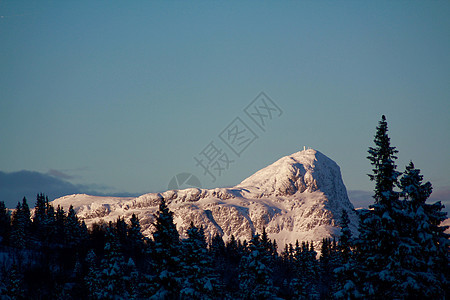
[396,161,450,298]
[333,210,360,299]
[0,263,24,299]
[180,222,218,299]
[351,116,449,299]
[1,117,448,299]
[150,197,183,298]
[239,233,277,299]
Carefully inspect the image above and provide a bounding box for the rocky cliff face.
[52,149,358,247]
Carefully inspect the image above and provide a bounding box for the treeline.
[0,193,344,299]
[0,115,448,299]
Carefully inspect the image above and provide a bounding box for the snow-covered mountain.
[52,149,358,247]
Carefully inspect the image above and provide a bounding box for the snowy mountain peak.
[52,148,357,247]
[237,149,348,203]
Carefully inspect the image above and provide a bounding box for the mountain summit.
[53,149,358,247]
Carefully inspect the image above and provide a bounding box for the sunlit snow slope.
[52,149,358,247]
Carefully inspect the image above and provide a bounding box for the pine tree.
[239,234,276,299]
[65,205,83,247]
[1,263,25,299]
[10,201,26,249]
[84,249,100,299]
[0,201,11,246]
[124,258,139,299]
[97,228,127,299]
[15,197,32,248]
[151,197,182,298]
[181,222,218,299]
[127,213,145,259]
[115,216,128,248]
[33,193,47,229]
[338,210,352,263]
[398,161,449,298]
[320,238,337,296]
[210,232,226,258]
[334,210,360,299]
[20,197,31,232]
[55,205,66,243]
[353,115,407,297]
[33,194,56,246]
[225,234,240,264]
[320,238,331,273]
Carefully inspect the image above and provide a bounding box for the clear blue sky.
[1,1,449,210]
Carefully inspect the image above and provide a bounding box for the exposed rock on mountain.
[52,149,358,247]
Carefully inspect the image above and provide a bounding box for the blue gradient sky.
[1,1,449,210]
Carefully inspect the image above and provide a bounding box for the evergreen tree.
[124,258,139,299]
[84,249,100,299]
[367,115,401,208]
[260,227,270,254]
[151,197,182,298]
[10,201,26,249]
[33,193,47,229]
[55,205,66,243]
[1,263,25,299]
[16,197,32,248]
[338,210,352,263]
[320,238,331,273]
[32,194,56,245]
[397,161,449,298]
[239,234,276,299]
[334,210,360,299]
[280,244,291,263]
[210,232,226,258]
[225,234,240,264]
[127,213,145,259]
[115,216,128,248]
[320,238,338,297]
[181,222,218,299]
[354,115,407,297]
[20,197,31,231]
[0,201,11,246]
[65,205,83,247]
[97,228,127,299]
[45,204,56,242]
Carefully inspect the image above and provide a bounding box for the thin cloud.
[0,170,139,208]
[0,170,81,208]
[47,169,74,180]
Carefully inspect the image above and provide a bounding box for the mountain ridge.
[52,149,359,247]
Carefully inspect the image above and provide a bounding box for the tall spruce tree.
[65,205,83,247]
[151,197,182,298]
[398,161,449,298]
[55,205,66,243]
[32,194,56,245]
[355,115,409,298]
[33,193,48,229]
[10,201,26,249]
[127,213,145,259]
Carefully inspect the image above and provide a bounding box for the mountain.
[52,149,358,247]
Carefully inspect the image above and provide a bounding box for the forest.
[0,116,448,299]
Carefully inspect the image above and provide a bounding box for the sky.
[1,1,449,211]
